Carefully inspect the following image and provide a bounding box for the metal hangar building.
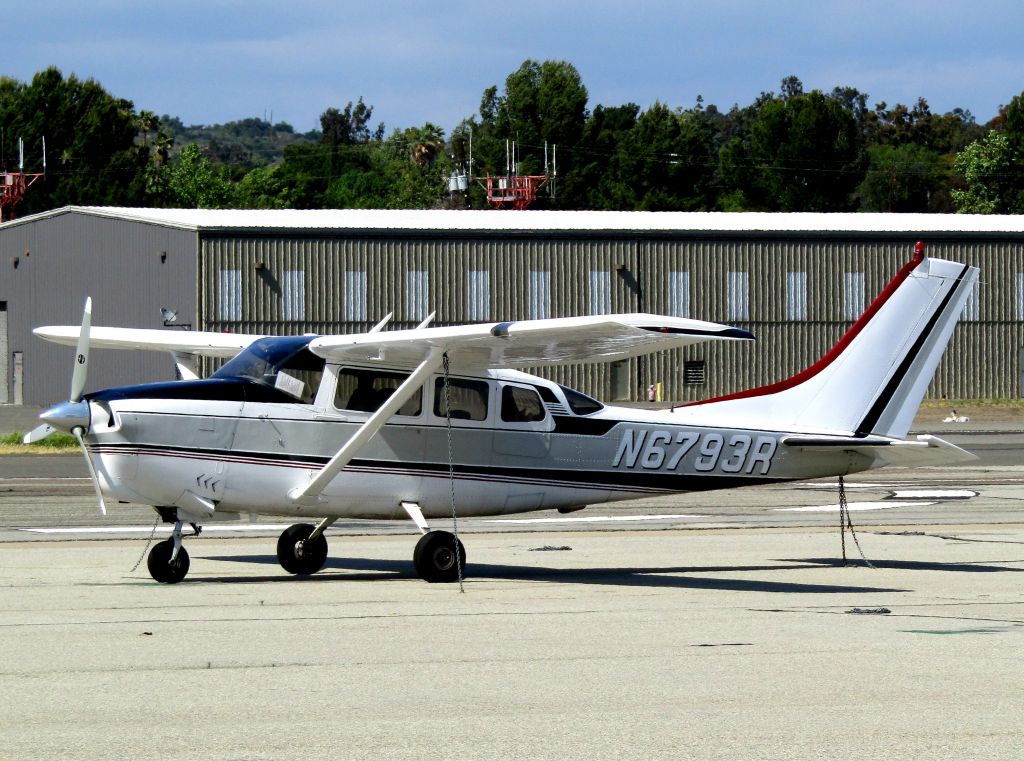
[1,206,1021,407]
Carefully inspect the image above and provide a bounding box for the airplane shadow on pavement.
[198,553,908,594]
[785,557,1024,573]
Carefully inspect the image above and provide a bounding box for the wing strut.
[289,347,444,503]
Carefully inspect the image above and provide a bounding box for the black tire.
[413,530,466,583]
[147,539,190,584]
[277,523,328,575]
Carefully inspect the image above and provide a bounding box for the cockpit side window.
[501,385,546,422]
[334,368,423,416]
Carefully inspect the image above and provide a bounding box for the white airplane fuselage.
[85,366,873,522]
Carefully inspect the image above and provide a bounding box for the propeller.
[70,296,92,403]
[26,297,106,515]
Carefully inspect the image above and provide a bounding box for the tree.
[727,89,863,211]
[495,60,588,154]
[0,67,151,214]
[608,103,717,210]
[322,124,449,209]
[462,60,588,206]
[321,99,384,182]
[162,144,234,208]
[857,143,943,212]
[565,103,639,209]
[951,130,1023,213]
[233,166,294,209]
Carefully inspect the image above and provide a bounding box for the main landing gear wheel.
[277,523,329,575]
[147,539,190,584]
[413,530,466,583]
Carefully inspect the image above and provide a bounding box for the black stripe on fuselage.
[855,263,972,436]
[87,441,783,494]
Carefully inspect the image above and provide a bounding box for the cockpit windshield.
[212,336,325,403]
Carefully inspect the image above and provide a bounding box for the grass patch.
[0,431,80,454]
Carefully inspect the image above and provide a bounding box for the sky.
[7,1,1024,135]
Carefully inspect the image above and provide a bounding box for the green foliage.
[5,65,1024,214]
[233,165,295,209]
[738,90,863,211]
[321,124,450,209]
[951,130,1023,213]
[567,103,640,209]
[470,60,588,206]
[159,115,317,168]
[162,144,235,208]
[604,103,717,210]
[0,67,151,215]
[857,143,944,212]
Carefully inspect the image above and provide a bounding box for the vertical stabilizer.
[687,243,979,438]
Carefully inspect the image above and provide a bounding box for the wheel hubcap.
[432,547,455,571]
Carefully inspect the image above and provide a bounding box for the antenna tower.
[480,140,556,210]
[1,137,45,222]
[447,132,557,210]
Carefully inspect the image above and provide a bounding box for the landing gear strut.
[413,530,466,583]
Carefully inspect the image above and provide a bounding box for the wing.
[308,313,753,369]
[33,326,263,358]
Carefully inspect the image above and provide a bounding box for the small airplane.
[27,241,978,584]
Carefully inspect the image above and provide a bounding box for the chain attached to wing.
[442,352,465,592]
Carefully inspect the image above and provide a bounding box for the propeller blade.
[22,423,56,444]
[73,427,106,516]
[70,297,92,403]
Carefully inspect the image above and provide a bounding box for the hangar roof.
[6,205,1024,235]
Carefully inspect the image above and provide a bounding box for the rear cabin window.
[433,378,489,421]
[501,385,546,422]
[335,368,422,416]
[558,385,604,415]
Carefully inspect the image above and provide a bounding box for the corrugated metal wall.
[200,233,1024,402]
[0,214,198,405]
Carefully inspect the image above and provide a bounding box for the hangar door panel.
[0,302,7,405]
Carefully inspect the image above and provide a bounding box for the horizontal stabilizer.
[782,433,977,467]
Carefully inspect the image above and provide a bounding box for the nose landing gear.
[146,518,199,584]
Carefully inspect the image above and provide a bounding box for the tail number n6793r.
[612,429,777,474]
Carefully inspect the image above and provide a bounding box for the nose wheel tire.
[277,523,329,575]
[147,539,190,584]
[413,530,466,583]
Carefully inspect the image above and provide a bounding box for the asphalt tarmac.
[0,430,1022,760]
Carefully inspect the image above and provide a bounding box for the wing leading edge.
[308,313,753,369]
[33,326,264,358]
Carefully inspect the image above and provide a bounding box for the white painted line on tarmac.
[19,524,293,534]
[777,501,937,513]
[487,514,702,525]
[795,482,889,490]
